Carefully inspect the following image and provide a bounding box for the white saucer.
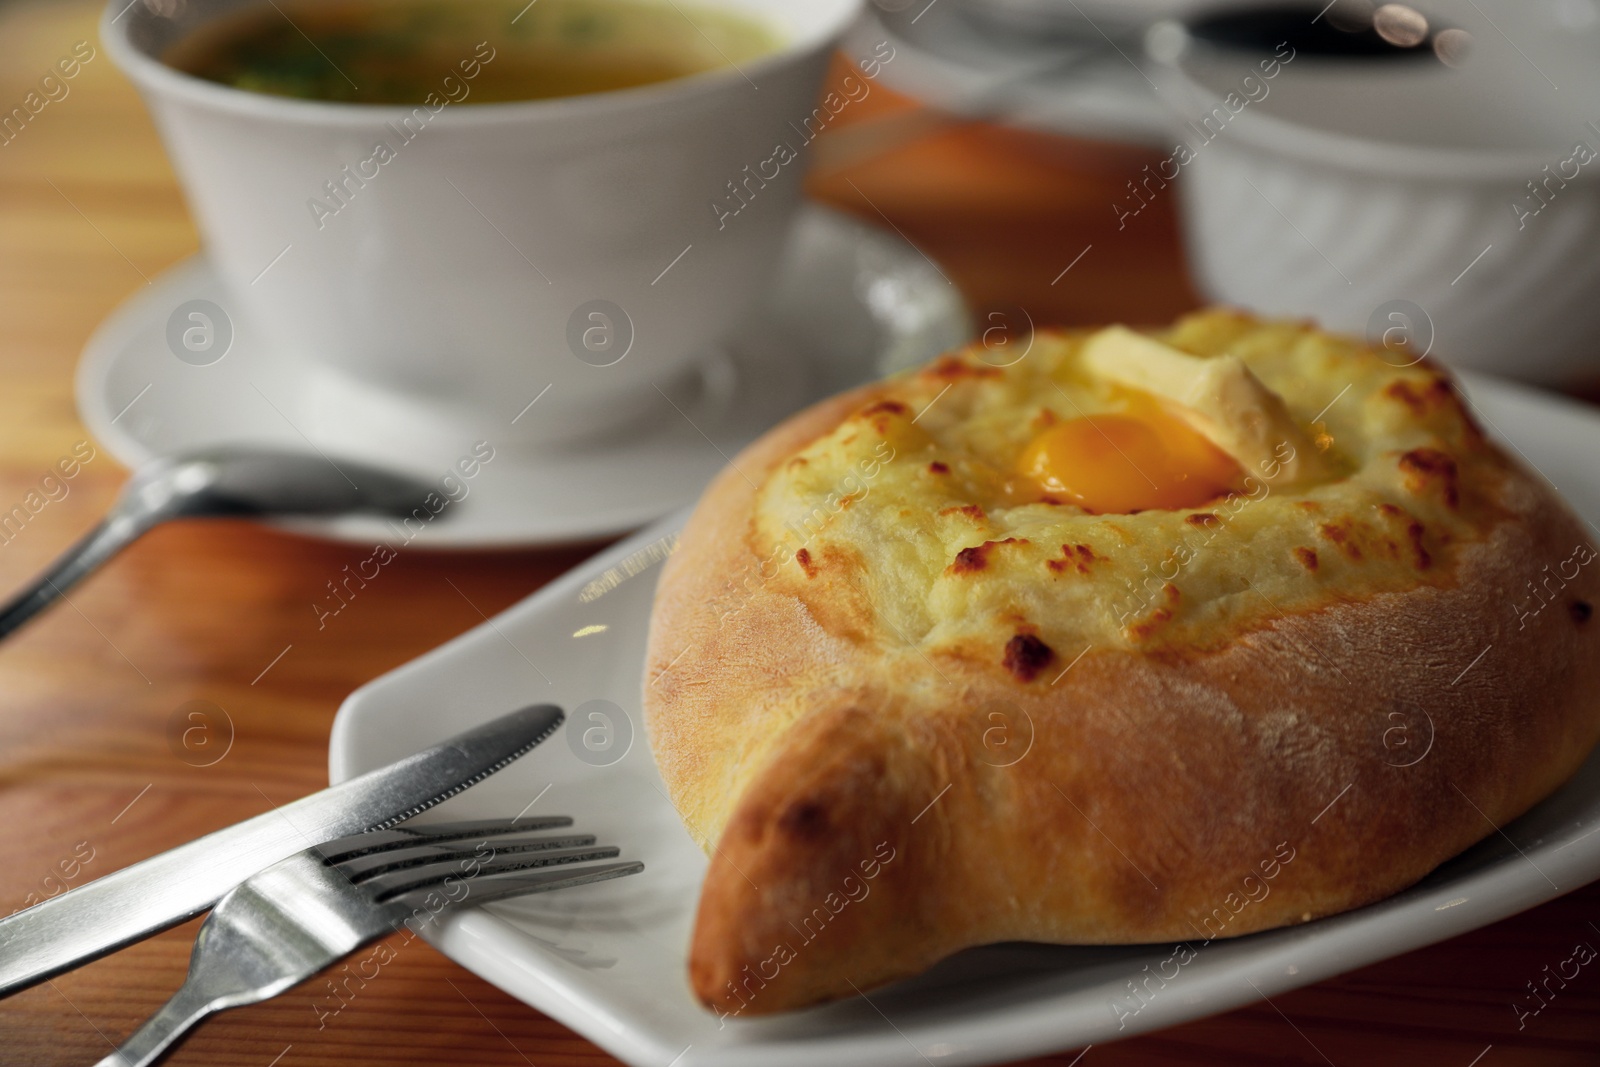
[328,372,1600,1067]
[75,206,969,547]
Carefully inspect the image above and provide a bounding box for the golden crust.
[643,311,1600,1017]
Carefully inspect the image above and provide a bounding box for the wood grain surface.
[0,1,1597,1064]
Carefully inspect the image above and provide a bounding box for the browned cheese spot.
[1398,447,1460,508]
[795,548,817,578]
[1376,503,1431,570]
[1384,377,1454,417]
[1405,520,1431,570]
[857,398,911,434]
[1125,609,1174,642]
[1121,584,1182,642]
[1003,633,1055,682]
[1384,375,1485,440]
[1293,547,1319,571]
[925,354,1002,380]
[1318,519,1365,561]
[948,537,1024,574]
[1046,542,1101,575]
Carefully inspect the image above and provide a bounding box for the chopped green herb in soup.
[163,0,780,105]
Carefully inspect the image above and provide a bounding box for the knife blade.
[0,703,564,997]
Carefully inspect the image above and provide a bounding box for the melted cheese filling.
[752,311,1492,654]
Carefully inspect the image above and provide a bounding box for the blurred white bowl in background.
[1151,0,1600,385]
[856,0,1600,385]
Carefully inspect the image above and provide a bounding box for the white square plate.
[329,372,1600,1067]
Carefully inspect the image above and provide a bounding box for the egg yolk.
[1017,406,1242,513]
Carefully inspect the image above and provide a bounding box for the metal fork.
[96,817,642,1067]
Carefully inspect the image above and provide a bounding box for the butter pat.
[1080,325,1326,486]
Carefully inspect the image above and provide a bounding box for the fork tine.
[384,817,576,839]
[95,818,638,1067]
[387,860,644,913]
[362,844,623,902]
[335,834,598,881]
[316,817,575,863]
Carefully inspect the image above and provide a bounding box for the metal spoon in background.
[0,447,436,639]
[1183,2,1461,59]
[820,1,1467,175]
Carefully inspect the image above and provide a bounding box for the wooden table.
[2,2,1597,1064]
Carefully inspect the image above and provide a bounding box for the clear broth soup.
[163,0,780,105]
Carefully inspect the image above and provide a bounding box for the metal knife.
[0,703,564,998]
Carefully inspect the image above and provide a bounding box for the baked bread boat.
[642,309,1600,1017]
